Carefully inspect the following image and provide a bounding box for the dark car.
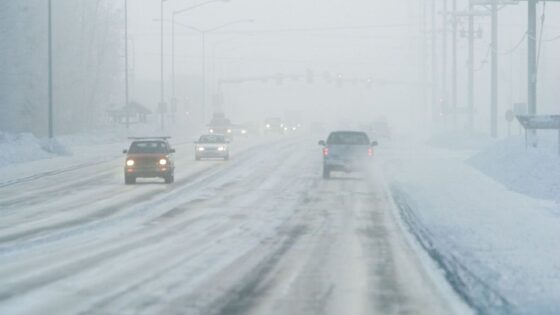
[123,137,175,184]
[318,131,378,179]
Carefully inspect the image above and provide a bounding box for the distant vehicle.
[195,134,230,161]
[232,124,250,137]
[318,131,378,179]
[264,117,285,134]
[123,137,175,184]
[208,113,234,139]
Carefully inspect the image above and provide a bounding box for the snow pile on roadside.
[0,132,71,168]
[0,122,195,170]
[468,134,560,202]
[381,141,560,315]
[427,131,493,151]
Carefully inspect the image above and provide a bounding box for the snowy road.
[0,137,469,315]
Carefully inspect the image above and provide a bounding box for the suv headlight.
[227,129,232,133]
[126,159,135,166]
[198,147,205,151]
[159,158,167,165]
[218,146,226,151]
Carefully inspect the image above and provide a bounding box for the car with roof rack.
[122,137,175,184]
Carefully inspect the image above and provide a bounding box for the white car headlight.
[126,159,135,166]
[198,147,205,152]
[209,129,214,133]
[227,129,232,133]
[159,158,167,165]
[218,146,226,151]
[241,129,247,134]
[266,124,271,128]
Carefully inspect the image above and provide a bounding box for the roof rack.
[128,136,171,140]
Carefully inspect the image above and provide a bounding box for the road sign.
[516,115,560,130]
[516,115,560,155]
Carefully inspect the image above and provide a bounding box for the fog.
[1,0,560,137]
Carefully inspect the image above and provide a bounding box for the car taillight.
[323,147,329,156]
[368,148,373,156]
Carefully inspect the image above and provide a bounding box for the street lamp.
[182,19,254,123]
[160,0,229,131]
[124,0,129,129]
[48,0,54,138]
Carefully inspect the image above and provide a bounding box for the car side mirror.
[371,141,378,147]
[318,140,326,146]
[169,148,176,153]
[122,149,128,154]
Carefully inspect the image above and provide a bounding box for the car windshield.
[327,132,370,145]
[199,135,226,143]
[129,141,168,154]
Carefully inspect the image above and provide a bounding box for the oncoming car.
[318,131,378,179]
[195,134,230,161]
[123,137,175,184]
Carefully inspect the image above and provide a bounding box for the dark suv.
[318,131,378,179]
[123,137,175,184]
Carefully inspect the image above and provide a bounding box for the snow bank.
[381,141,560,315]
[468,134,560,202]
[0,132,71,168]
[0,121,195,170]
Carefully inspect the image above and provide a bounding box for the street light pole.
[451,0,457,126]
[160,0,166,131]
[491,0,498,137]
[467,2,474,132]
[171,13,176,108]
[202,32,207,124]
[48,0,54,138]
[125,0,130,129]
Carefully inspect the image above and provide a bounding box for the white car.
[195,134,230,161]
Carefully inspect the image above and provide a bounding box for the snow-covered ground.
[381,134,560,315]
[0,132,472,315]
[2,127,559,315]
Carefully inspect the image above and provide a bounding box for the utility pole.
[467,3,475,132]
[421,0,429,125]
[202,33,207,123]
[171,13,176,114]
[491,0,498,137]
[431,0,438,122]
[451,0,457,125]
[48,0,54,138]
[124,0,130,129]
[160,0,166,131]
[528,0,537,116]
[442,0,448,120]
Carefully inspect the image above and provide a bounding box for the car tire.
[125,175,136,185]
[164,174,174,184]
[322,167,330,179]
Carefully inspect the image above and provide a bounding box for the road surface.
[0,137,469,315]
